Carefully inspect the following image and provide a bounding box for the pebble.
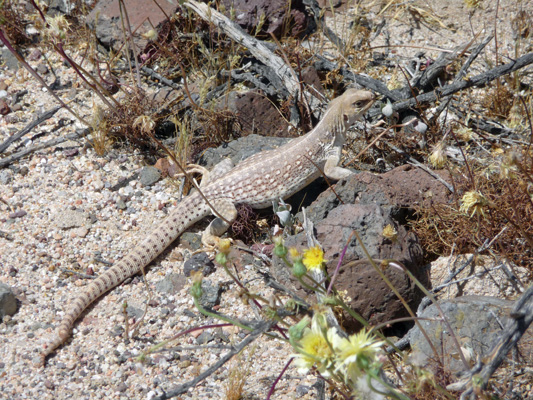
[9,210,27,219]
[0,99,10,115]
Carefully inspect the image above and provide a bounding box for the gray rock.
[199,280,222,309]
[8,210,26,219]
[180,232,203,251]
[199,134,290,169]
[0,48,20,71]
[0,169,13,185]
[47,0,78,15]
[155,273,186,295]
[183,252,216,277]
[125,305,144,319]
[139,166,161,187]
[0,283,17,319]
[408,296,532,373]
[53,209,91,229]
[36,63,48,74]
[195,330,214,345]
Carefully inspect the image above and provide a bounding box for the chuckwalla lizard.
[40,89,375,365]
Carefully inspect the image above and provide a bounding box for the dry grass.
[223,346,256,400]
[0,0,30,45]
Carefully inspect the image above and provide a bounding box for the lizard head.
[337,89,376,126]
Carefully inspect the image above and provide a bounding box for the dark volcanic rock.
[220,91,291,137]
[274,165,451,332]
[219,0,311,38]
[282,202,427,332]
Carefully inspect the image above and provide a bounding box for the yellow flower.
[217,238,232,255]
[293,316,338,377]
[459,191,488,218]
[303,246,327,271]
[332,329,384,380]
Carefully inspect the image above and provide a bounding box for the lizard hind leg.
[202,198,238,247]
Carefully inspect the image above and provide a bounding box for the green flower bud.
[292,260,306,277]
[274,243,288,257]
[215,252,227,265]
[289,316,310,342]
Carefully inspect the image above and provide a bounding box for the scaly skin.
[40,89,375,365]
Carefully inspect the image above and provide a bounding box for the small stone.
[67,87,77,99]
[183,252,215,277]
[44,380,55,390]
[155,273,186,295]
[63,148,79,157]
[139,166,161,187]
[9,210,26,219]
[11,103,22,112]
[0,169,12,185]
[0,80,7,91]
[126,305,144,319]
[0,99,10,115]
[116,383,128,392]
[36,63,48,74]
[28,49,42,61]
[75,227,89,238]
[296,385,310,396]
[116,199,127,210]
[199,280,222,309]
[0,283,17,318]
[0,90,7,98]
[53,209,90,229]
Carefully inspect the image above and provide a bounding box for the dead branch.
[0,128,89,169]
[0,105,61,154]
[387,52,533,116]
[184,0,322,110]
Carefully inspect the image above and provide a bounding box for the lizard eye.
[354,100,364,107]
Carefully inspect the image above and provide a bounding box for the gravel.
[1,0,529,399]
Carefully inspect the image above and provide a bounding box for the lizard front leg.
[323,148,353,180]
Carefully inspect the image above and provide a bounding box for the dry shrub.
[100,89,159,149]
[140,7,212,75]
[231,204,261,244]
[482,84,514,119]
[412,149,533,269]
[403,358,456,400]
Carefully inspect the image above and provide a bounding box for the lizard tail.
[39,193,209,366]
